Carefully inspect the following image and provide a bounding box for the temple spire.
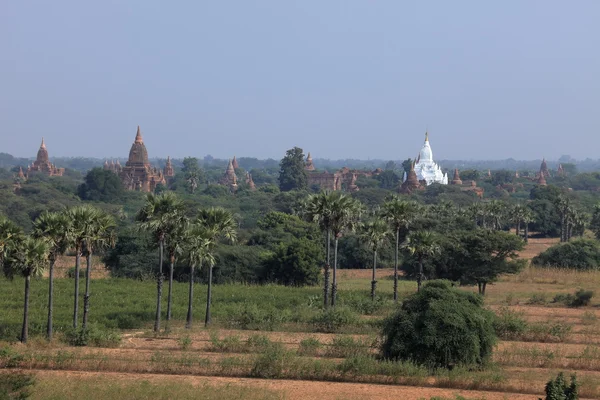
[135,126,143,144]
[232,156,239,169]
[424,131,429,142]
[40,137,46,149]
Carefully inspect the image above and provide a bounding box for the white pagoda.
[404,132,448,185]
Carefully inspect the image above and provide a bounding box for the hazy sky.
[2,1,599,161]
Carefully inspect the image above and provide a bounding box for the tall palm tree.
[522,207,535,243]
[183,224,215,329]
[68,205,100,329]
[82,211,116,329]
[33,211,72,340]
[302,191,335,308]
[196,207,237,327]
[165,213,188,324]
[136,192,185,332]
[510,203,526,237]
[4,236,48,343]
[381,196,418,302]
[402,231,440,292]
[360,217,391,301]
[329,195,363,307]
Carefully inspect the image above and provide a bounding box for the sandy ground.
[26,369,542,400]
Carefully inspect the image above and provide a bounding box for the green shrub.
[493,307,527,340]
[381,280,497,369]
[224,303,289,331]
[246,334,273,352]
[177,335,192,351]
[553,290,594,307]
[66,267,86,279]
[571,289,593,307]
[250,343,290,378]
[541,372,578,400]
[532,239,600,270]
[64,326,121,347]
[310,308,359,333]
[325,336,370,358]
[0,371,35,400]
[526,322,572,343]
[527,293,548,305]
[0,346,25,368]
[208,333,245,353]
[297,337,322,356]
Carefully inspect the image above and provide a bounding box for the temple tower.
[450,168,463,185]
[305,152,315,171]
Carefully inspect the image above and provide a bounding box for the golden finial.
[425,131,429,142]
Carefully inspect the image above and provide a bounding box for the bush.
[541,372,578,400]
[324,336,371,358]
[177,335,192,350]
[64,326,121,347]
[553,290,594,308]
[297,337,322,356]
[381,280,496,369]
[66,267,86,279]
[571,289,594,307]
[261,238,323,287]
[493,307,527,340]
[310,308,359,333]
[224,302,290,331]
[0,371,35,400]
[532,239,600,270]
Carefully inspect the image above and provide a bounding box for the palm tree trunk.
[21,274,31,343]
[186,262,195,329]
[393,228,399,302]
[205,266,213,326]
[371,249,377,301]
[73,245,81,329]
[331,237,339,307]
[560,213,566,242]
[47,255,55,341]
[154,239,164,333]
[323,230,331,308]
[417,258,423,292]
[516,221,521,237]
[82,247,93,330]
[525,223,529,243]
[167,254,175,322]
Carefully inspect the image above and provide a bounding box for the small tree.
[541,372,578,400]
[455,230,525,295]
[590,204,600,240]
[182,157,204,194]
[262,238,322,286]
[381,280,496,369]
[278,147,308,192]
[359,218,391,300]
[402,231,440,292]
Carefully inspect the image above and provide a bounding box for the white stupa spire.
[413,131,447,185]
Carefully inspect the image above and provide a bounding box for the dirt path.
[27,369,542,400]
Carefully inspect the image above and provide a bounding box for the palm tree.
[196,207,237,326]
[183,224,215,329]
[485,201,507,231]
[510,204,526,237]
[82,210,116,329]
[136,192,185,332]
[402,231,440,292]
[522,207,535,243]
[0,215,23,275]
[68,205,100,329]
[33,211,72,340]
[4,236,48,343]
[360,218,391,301]
[165,213,188,324]
[381,196,418,302]
[329,195,362,307]
[302,191,335,308]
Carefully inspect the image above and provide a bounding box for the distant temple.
[220,159,238,191]
[405,132,448,185]
[399,162,423,194]
[27,138,64,176]
[304,153,380,192]
[115,126,168,192]
[245,172,256,191]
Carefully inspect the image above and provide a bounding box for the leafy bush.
[532,239,600,270]
[297,337,322,356]
[553,290,594,307]
[527,293,548,305]
[324,336,371,358]
[310,308,359,333]
[224,302,290,331]
[261,238,323,287]
[0,371,35,400]
[493,307,527,340]
[64,326,121,347]
[177,335,192,350]
[66,267,86,279]
[541,372,578,400]
[381,280,496,369]
[571,290,594,307]
[250,343,290,378]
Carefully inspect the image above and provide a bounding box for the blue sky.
[2,1,599,160]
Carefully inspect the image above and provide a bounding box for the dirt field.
[5,237,600,400]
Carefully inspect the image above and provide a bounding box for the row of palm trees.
[303,192,441,305]
[0,205,115,343]
[135,192,237,332]
[0,192,237,343]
